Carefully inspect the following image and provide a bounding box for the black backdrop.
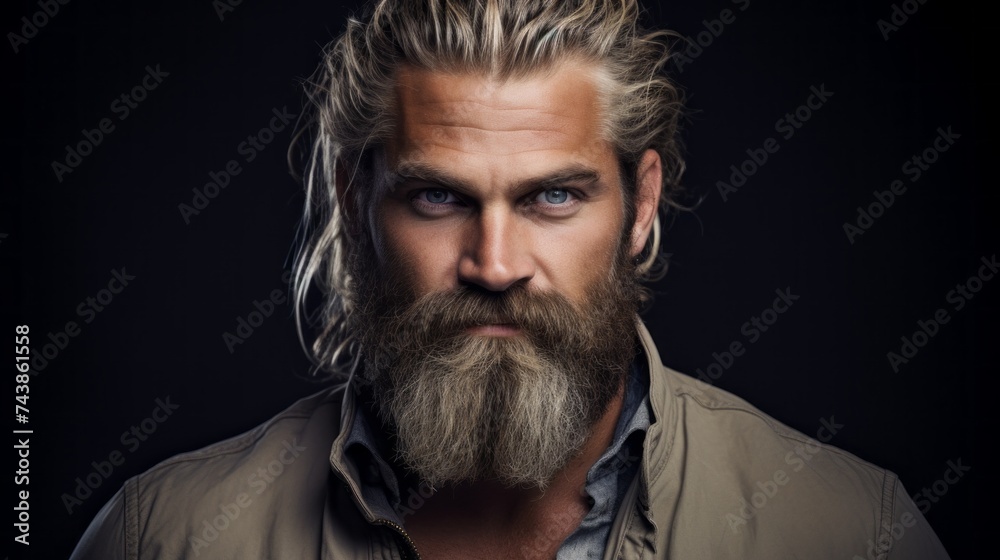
[6,0,991,558]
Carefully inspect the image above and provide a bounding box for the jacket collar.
[633,318,680,545]
[329,379,381,521]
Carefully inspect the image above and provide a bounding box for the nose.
[457,206,535,292]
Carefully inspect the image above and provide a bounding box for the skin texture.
[338,62,663,558]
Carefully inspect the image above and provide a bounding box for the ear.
[334,158,360,236]
[629,149,663,258]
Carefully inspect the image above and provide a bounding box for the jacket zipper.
[373,518,422,560]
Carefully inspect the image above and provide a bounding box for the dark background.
[6,0,990,558]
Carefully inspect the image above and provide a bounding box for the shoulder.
[651,367,950,558]
[139,384,346,474]
[664,366,854,463]
[71,384,348,559]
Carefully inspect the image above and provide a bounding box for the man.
[72,0,951,558]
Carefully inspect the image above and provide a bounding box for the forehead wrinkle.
[414,99,545,110]
[396,65,607,124]
[400,143,587,160]
[414,121,572,135]
[411,99,593,135]
[387,63,618,195]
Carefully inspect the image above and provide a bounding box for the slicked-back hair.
[290,0,686,377]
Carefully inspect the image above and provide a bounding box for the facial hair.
[349,227,641,490]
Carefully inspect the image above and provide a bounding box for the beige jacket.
[71,321,951,559]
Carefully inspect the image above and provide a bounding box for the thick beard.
[349,229,641,490]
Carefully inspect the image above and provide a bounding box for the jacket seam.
[125,476,138,560]
[672,390,884,473]
[137,388,343,478]
[877,469,897,560]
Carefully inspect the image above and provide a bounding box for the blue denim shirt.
[344,360,651,558]
[557,360,650,559]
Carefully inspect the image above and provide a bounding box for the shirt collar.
[342,387,407,524]
[586,358,650,484]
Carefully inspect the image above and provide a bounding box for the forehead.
[386,62,617,181]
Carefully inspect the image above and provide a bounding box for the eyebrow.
[390,161,604,195]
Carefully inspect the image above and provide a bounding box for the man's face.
[347,62,660,489]
[375,63,629,307]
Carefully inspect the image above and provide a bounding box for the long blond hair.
[289,0,686,378]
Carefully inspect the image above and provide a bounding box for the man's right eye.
[419,189,457,204]
[409,189,464,215]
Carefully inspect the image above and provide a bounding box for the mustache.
[377,284,590,348]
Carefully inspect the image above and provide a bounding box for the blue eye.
[422,190,455,204]
[539,189,570,204]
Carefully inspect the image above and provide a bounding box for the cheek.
[537,212,623,301]
[375,207,462,294]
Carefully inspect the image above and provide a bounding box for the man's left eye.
[537,189,571,205]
